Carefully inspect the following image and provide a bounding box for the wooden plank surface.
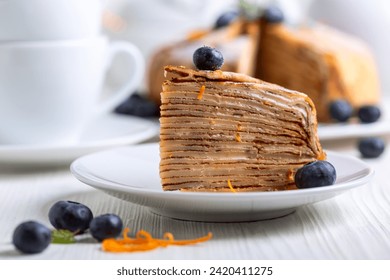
[0,138,389,260]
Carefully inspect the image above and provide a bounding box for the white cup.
[0,0,104,41]
[0,36,144,145]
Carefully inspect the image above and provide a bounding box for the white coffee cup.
[0,0,104,41]
[0,36,144,145]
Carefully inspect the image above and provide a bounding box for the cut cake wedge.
[160,66,326,192]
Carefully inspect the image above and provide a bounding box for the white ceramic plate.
[318,99,390,140]
[318,118,390,141]
[0,114,159,166]
[71,143,374,222]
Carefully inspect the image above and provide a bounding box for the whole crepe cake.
[159,65,326,192]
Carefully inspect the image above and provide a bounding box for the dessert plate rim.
[70,143,374,222]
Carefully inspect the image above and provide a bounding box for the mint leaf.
[51,229,76,244]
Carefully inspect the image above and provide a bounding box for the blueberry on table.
[89,214,123,242]
[357,105,381,123]
[329,100,353,122]
[12,221,51,254]
[115,93,159,117]
[48,201,93,234]
[214,11,239,29]
[295,161,337,189]
[193,46,224,71]
[262,6,284,23]
[358,137,385,158]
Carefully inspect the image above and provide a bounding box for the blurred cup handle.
[95,41,144,114]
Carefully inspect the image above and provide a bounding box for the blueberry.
[214,11,239,29]
[12,221,51,254]
[329,100,353,122]
[357,105,381,123]
[358,137,385,158]
[193,46,224,71]
[262,6,284,23]
[295,161,337,189]
[89,214,123,242]
[115,93,159,117]
[48,201,93,234]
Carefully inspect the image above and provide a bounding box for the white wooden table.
[0,136,389,260]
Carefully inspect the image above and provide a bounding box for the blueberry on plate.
[295,160,337,189]
[13,221,51,254]
[48,201,93,234]
[89,214,123,242]
[214,10,239,29]
[329,100,353,122]
[193,46,224,71]
[357,105,381,123]
[358,137,386,158]
[115,93,159,117]
[262,6,284,23]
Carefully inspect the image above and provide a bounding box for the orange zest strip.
[186,29,208,41]
[227,179,236,193]
[102,228,212,253]
[197,85,206,100]
[235,132,241,142]
[161,232,213,246]
[287,169,294,181]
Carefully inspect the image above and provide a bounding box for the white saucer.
[0,114,159,166]
[318,99,390,140]
[318,118,390,140]
[71,143,374,222]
